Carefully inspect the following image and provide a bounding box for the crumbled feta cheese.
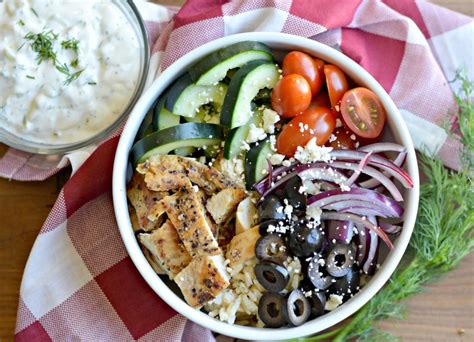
[340,183,351,192]
[246,124,267,143]
[303,179,321,195]
[282,160,292,167]
[192,185,199,192]
[269,135,277,151]
[262,108,280,134]
[241,141,251,151]
[294,137,333,164]
[283,199,293,219]
[350,134,356,141]
[328,134,337,143]
[335,118,343,128]
[325,294,344,311]
[270,153,285,165]
[306,204,322,223]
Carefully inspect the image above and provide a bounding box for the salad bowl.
[112,32,419,340]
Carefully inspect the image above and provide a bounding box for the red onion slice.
[379,222,402,234]
[358,143,406,154]
[308,187,404,217]
[327,220,354,244]
[360,151,407,189]
[321,212,393,249]
[344,151,373,186]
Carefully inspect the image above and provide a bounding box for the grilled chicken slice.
[175,254,230,308]
[127,173,168,231]
[138,220,192,279]
[226,226,260,270]
[160,184,221,257]
[195,188,219,239]
[206,188,246,224]
[137,155,243,195]
[235,197,258,234]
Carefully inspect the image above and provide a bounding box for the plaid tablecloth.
[9,0,473,341]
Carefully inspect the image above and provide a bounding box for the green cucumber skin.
[189,41,273,83]
[131,123,223,165]
[136,107,154,141]
[164,73,193,113]
[245,140,272,190]
[220,59,272,128]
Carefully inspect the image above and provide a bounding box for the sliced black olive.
[258,292,287,328]
[307,256,333,290]
[255,261,289,293]
[299,279,326,317]
[284,176,306,213]
[255,234,289,264]
[309,291,326,317]
[288,221,324,257]
[258,194,286,221]
[325,243,356,278]
[330,265,361,300]
[284,289,311,326]
[259,219,287,235]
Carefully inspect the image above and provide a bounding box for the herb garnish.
[23,30,85,85]
[31,8,39,18]
[87,81,97,85]
[17,19,25,26]
[26,75,35,79]
[295,71,474,342]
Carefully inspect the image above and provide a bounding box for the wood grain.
[0,1,473,341]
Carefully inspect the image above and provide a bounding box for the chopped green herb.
[61,38,80,52]
[26,75,35,79]
[71,58,79,68]
[17,19,25,26]
[64,69,85,86]
[24,30,58,65]
[87,81,97,85]
[17,42,26,52]
[31,8,39,18]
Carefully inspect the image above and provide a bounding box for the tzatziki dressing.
[0,0,141,145]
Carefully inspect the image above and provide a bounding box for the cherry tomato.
[309,90,331,109]
[340,87,386,139]
[328,128,356,150]
[282,52,324,96]
[324,64,349,110]
[276,107,336,156]
[272,74,312,118]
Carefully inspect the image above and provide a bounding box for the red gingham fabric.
[11,1,473,341]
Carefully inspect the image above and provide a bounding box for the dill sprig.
[24,30,85,85]
[295,72,474,342]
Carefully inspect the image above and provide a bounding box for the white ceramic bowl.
[112,32,419,340]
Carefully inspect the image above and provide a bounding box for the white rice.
[204,256,302,326]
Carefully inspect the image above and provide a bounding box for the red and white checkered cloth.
[11,0,473,341]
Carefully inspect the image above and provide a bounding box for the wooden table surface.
[1,1,473,341]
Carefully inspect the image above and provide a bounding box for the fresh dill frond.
[31,8,39,18]
[64,69,85,86]
[87,81,97,85]
[61,38,80,53]
[301,71,474,342]
[55,62,70,76]
[70,58,79,68]
[26,75,35,79]
[24,30,58,65]
[17,19,25,26]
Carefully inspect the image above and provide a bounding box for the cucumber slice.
[136,107,154,141]
[189,41,273,86]
[152,91,181,131]
[184,104,220,124]
[220,60,279,129]
[174,146,196,156]
[223,107,264,160]
[172,82,227,118]
[245,139,273,190]
[131,123,223,165]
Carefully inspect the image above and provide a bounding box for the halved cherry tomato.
[324,64,348,110]
[328,128,356,150]
[282,52,325,96]
[340,87,386,139]
[310,89,331,109]
[272,74,312,118]
[276,107,336,156]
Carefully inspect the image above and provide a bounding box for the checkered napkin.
[13,0,473,341]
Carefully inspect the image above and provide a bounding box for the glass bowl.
[0,0,149,154]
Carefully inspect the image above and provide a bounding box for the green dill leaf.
[87,81,97,85]
[17,42,26,52]
[64,68,85,86]
[61,38,80,52]
[24,29,58,65]
[26,75,35,79]
[17,19,25,26]
[55,62,70,75]
[31,8,39,18]
[70,58,79,68]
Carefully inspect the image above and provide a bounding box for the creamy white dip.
[0,0,141,145]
